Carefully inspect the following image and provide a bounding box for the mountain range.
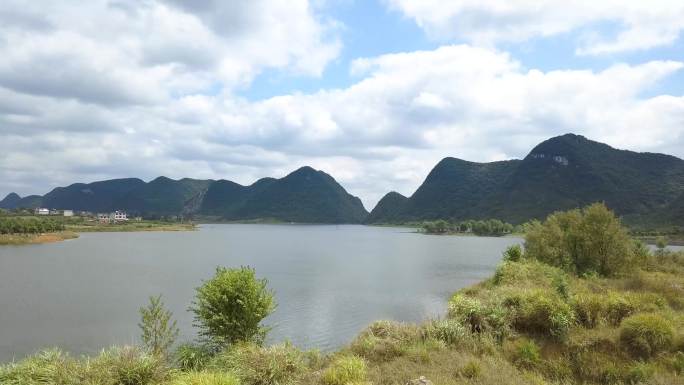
[0,167,368,223]
[2,134,684,227]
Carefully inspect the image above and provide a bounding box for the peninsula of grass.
[0,231,79,245]
[67,221,196,233]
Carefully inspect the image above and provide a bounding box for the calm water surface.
[0,224,521,362]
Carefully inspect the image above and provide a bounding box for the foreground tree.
[139,294,179,357]
[524,203,637,277]
[191,266,276,348]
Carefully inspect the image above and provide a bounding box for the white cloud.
[3,42,683,208]
[0,0,340,105]
[385,0,684,54]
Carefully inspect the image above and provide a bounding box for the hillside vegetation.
[3,203,684,384]
[367,134,684,226]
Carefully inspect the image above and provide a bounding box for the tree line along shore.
[1,202,684,385]
[0,215,195,245]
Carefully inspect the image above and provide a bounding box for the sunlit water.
[0,224,523,362]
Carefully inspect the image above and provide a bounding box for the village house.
[98,211,128,223]
[34,208,49,215]
[63,210,74,217]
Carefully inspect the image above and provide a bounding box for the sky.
[1,0,683,210]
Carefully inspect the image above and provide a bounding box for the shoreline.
[0,231,79,246]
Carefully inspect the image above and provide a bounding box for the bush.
[169,371,240,385]
[672,351,684,374]
[448,294,485,332]
[321,355,367,385]
[209,342,308,385]
[139,294,179,356]
[572,293,606,328]
[513,339,541,369]
[507,290,574,339]
[625,362,655,384]
[524,203,637,277]
[175,343,214,371]
[502,244,523,262]
[457,360,482,379]
[619,314,674,358]
[191,266,276,347]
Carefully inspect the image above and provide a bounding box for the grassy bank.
[0,231,79,245]
[67,221,196,233]
[2,204,684,385]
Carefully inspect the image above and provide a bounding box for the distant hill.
[367,134,684,225]
[218,166,368,223]
[0,193,22,209]
[41,178,145,212]
[3,167,368,223]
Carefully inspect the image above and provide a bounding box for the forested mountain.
[367,134,684,225]
[1,168,368,223]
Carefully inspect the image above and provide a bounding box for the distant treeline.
[421,218,516,236]
[0,217,65,234]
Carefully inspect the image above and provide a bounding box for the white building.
[63,210,74,217]
[110,211,128,221]
[35,208,49,215]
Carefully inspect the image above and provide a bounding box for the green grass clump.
[619,313,674,358]
[506,290,574,339]
[421,319,468,346]
[175,343,214,371]
[457,360,482,379]
[0,349,79,385]
[321,355,367,385]
[209,342,308,385]
[169,371,240,385]
[92,346,169,385]
[572,292,606,328]
[350,321,421,362]
[511,339,541,369]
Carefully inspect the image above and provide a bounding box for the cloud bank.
[1,1,683,209]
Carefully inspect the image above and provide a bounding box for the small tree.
[191,266,276,347]
[524,203,635,276]
[139,294,179,356]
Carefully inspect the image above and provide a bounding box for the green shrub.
[619,314,674,358]
[448,294,485,332]
[606,293,636,326]
[508,290,574,339]
[672,351,684,374]
[190,267,275,347]
[321,355,367,385]
[458,360,482,379]
[513,339,541,369]
[502,244,523,262]
[169,371,240,385]
[524,203,637,277]
[625,362,654,384]
[175,343,214,371]
[209,342,308,385]
[573,293,606,328]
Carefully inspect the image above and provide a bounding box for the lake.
[0,224,521,362]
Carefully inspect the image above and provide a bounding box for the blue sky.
[1,0,684,207]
